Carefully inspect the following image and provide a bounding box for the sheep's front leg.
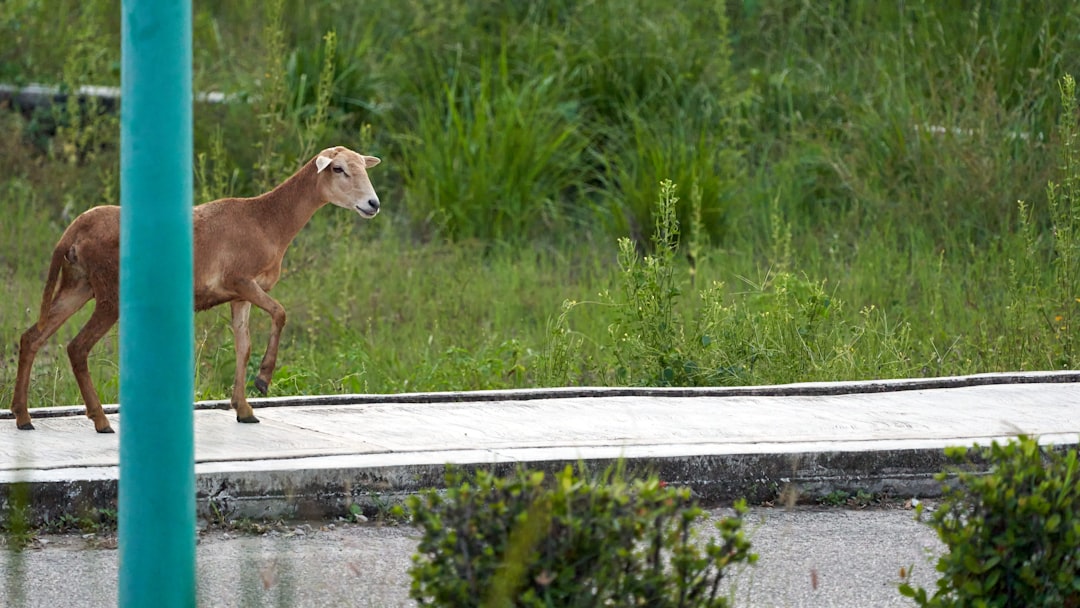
[232,280,287,402]
[230,300,259,423]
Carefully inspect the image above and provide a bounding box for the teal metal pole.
[118,0,196,606]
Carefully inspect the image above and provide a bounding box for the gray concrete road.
[0,505,944,608]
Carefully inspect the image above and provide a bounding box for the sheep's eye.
[332,166,346,175]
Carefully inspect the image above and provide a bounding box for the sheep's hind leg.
[67,300,118,433]
[230,300,259,423]
[10,281,93,430]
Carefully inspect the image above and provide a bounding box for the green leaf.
[1046,513,1062,532]
[961,579,982,596]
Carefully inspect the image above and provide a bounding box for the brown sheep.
[10,146,382,432]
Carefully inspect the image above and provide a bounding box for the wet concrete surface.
[0,505,945,608]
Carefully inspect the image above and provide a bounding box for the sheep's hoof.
[237,415,260,424]
[253,377,269,396]
[17,422,35,431]
[97,426,115,434]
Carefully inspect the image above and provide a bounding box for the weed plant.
[1,0,1079,409]
[550,180,919,387]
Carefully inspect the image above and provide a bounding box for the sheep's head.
[314,146,382,218]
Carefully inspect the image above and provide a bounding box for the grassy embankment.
[1,0,1078,409]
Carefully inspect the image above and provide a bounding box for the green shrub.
[406,465,756,608]
[900,436,1080,607]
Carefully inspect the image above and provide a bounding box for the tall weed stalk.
[195,127,238,204]
[607,180,685,385]
[1048,75,1080,366]
[254,0,289,189]
[49,0,119,208]
[298,29,338,162]
[1005,74,1080,370]
[253,0,345,186]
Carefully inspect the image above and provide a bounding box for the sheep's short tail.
[36,241,70,330]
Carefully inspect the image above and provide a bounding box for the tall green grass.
[1,0,1079,409]
[395,46,591,241]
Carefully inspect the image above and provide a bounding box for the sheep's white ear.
[315,155,333,173]
[363,156,381,168]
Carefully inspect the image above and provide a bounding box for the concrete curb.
[0,82,235,112]
[192,448,965,521]
[4,370,1077,420]
[3,446,972,525]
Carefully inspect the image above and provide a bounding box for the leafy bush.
[899,436,1080,606]
[406,465,756,607]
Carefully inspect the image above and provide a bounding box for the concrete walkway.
[1,372,1078,522]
